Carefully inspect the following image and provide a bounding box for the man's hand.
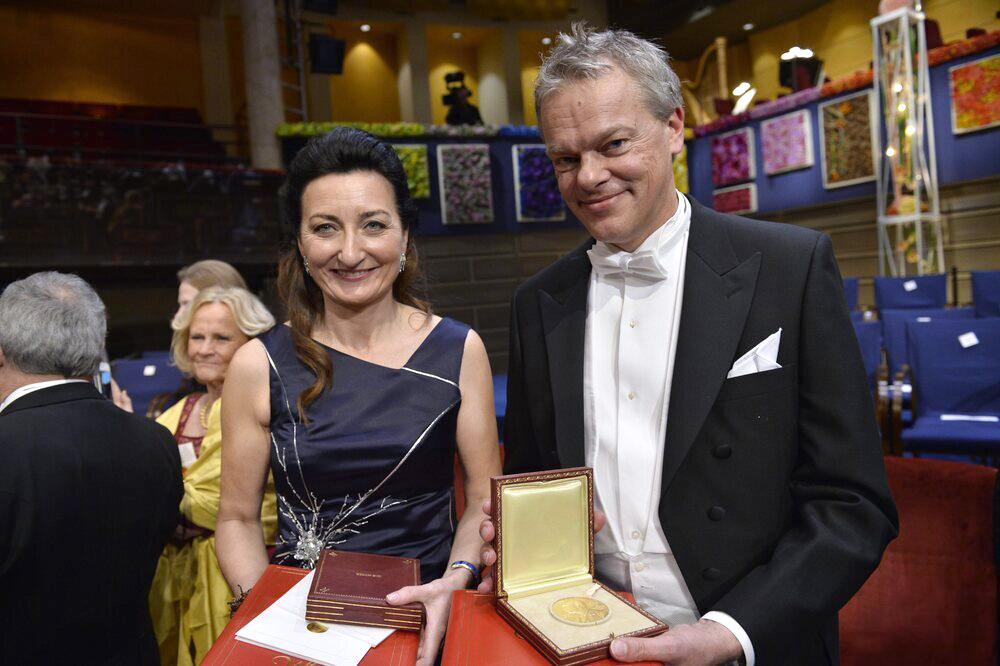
[610,619,743,666]
[477,499,606,593]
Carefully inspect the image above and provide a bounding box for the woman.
[216,128,501,666]
[173,259,248,325]
[149,286,278,666]
[113,260,249,413]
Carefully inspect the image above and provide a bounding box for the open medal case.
[491,467,667,665]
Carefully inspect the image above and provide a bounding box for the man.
[0,272,182,663]
[482,24,897,665]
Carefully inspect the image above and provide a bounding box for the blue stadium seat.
[971,270,1000,318]
[852,320,882,392]
[113,355,185,418]
[843,277,859,313]
[880,307,975,377]
[493,374,507,443]
[898,319,1000,460]
[875,273,947,310]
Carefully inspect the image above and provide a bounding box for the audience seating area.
[0,98,233,163]
[845,272,1000,463]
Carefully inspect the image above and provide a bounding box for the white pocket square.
[726,328,782,379]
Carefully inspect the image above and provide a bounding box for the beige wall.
[680,0,1000,108]
[0,6,203,112]
[328,31,402,123]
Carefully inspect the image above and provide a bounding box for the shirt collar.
[589,191,691,279]
[0,378,90,414]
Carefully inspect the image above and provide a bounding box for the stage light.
[360,24,371,32]
[892,82,903,93]
[542,37,552,45]
[743,23,754,31]
[886,147,896,157]
[905,125,916,136]
[452,31,462,40]
[897,102,907,112]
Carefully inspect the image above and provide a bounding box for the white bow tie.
[587,244,668,281]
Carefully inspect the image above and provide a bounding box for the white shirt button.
[634,561,645,572]
[628,320,637,328]
[627,391,636,400]
[631,529,642,539]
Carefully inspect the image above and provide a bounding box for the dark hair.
[277,127,428,420]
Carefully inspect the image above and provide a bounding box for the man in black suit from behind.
[0,272,182,663]
[480,24,897,666]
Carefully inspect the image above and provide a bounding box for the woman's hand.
[385,568,471,666]
[111,378,133,413]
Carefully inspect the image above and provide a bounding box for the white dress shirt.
[583,192,754,665]
[0,378,90,414]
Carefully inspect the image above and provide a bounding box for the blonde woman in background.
[149,286,277,666]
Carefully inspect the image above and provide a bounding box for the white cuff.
[701,611,755,666]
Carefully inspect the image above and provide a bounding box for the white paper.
[235,570,395,666]
[727,328,783,379]
[237,605,371,666]
[272,570,394,647]
[940,414,999,422]
[143,364,157,376]
[177,442,197,468]
[903,280,918,292]
[958,331,979,348]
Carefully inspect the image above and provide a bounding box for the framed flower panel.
[512,144,565,222]
[710,127,755,186]
[391,144,430,198]
[436,144,494,225]
[760,109,814,175]
[949,52,1000,135]
[818,90,876,189]
[713,183,757,215]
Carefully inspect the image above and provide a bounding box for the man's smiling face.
[541,66,685,252]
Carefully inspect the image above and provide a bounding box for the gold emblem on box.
[549,597,611,626]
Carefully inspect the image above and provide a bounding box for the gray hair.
[0,272,106,377]
[534,22,683,122]
[170,286,274,376]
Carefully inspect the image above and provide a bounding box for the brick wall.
[419,229,589,374]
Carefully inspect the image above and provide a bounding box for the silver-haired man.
[483,24,897,665]
[0,272,182,663]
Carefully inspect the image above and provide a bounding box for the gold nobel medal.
[549,596,611,626]
[306,621,328,633]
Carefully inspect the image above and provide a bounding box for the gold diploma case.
[491,467,668,665]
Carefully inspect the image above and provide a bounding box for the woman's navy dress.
[259,317,468,583]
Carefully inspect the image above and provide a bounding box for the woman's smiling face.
[297,170,408,312]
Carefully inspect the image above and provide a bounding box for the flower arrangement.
[710,127,755,186]
[819,91,875,189]
[949,52,1000,134]
[761,110,814,175]
[276,122,425,138]
[391,144,430,199]
[436,144,494,225]
[513,145,564,222]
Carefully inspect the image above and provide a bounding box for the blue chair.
[874,273,947,310]
[843,277,860,312]
[971,270,1000,318]
[896,319,1000,460]
[113,355,185,418]
[493,374,508,443]
[880,307,976,378]
[852,320,882,392]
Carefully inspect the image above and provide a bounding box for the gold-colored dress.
[148,397,277,666]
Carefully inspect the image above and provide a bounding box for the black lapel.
[660,200,760,491]
[538,244,593,468]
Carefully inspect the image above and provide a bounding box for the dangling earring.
[303,257,311,275]
[398,252,407,274]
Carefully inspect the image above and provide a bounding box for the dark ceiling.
[606,0,830,60]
